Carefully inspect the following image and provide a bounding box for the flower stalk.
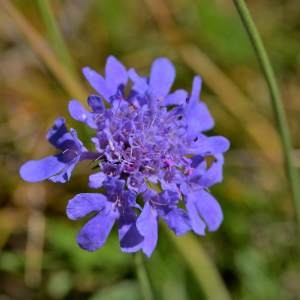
[35,0,77,77]
[232,0,300,243]
[134,252,154,300]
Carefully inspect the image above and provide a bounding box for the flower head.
[20,56,229,256]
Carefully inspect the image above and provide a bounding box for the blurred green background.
[0,0,300,299]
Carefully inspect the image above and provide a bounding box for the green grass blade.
[232,0,300,246]
[35,0,78,78]
[1,0,86,100]
[166,231,232,300]
[134,252,154,300]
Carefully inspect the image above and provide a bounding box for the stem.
[232,0,300,242]
[134,252,154,300]
[35,0,77,77]
[166,231,232,300]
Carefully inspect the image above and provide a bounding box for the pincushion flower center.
[105,105,178,177]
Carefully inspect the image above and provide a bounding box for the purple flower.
[20,56,229,256]
[20,118,88,183]
[137,190,190,256]
[67,179,144,252]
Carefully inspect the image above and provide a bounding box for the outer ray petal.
[149,58,175,98]
[128,68,148,94]
[185,76,214,134]
[136,202,158,257]
[163,208,191,236]
[118,214,144,253]
[164,89,188,106]
[77,212,116,251]
[49,158,78,183]
[105,56,128,92]
[68,100,89,122]
[199,154,224,187]
[82,67,111,100]
[187,136,230,155]
[195,190,223,232]
[186,196,206,235]
[66,193,108,220]
[19,156,66,183]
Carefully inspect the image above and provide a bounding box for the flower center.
[96,99,185,180]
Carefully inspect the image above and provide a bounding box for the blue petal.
[87,95,105,113]
[185,76,214,134]
[68,100,89,123]
[187,136,230,155]
[19,156,66,183]
[204,136,230,153]
[77,212,116,251]
[68,100,96,129]
[136,202,158,257]
[88,172,107,189]
[160,190,179,206]
[105,56,128,92]
[118,213,144,253]
[46,120,85,157]
[187,102,215,133]
[127,172,147,193]
[164,89,188,106]
[195,190,223,232]
[149,58,175,97]
[185,196,206,235]
[104,178,125,197]
[69,128,85,150]
[20,123,84,183]
[199,154,224,187]
[190,76,202,102]
[160,179,179,193]
[49,158,78,183]
[163,208,191,236]
[46,118,69,149]
[82,67,111,100]
[66,193,109,220]
[128,68,148,94]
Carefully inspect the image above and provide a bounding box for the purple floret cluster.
[20,56,229,256]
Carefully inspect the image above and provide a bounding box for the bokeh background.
[0,0,300,299]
